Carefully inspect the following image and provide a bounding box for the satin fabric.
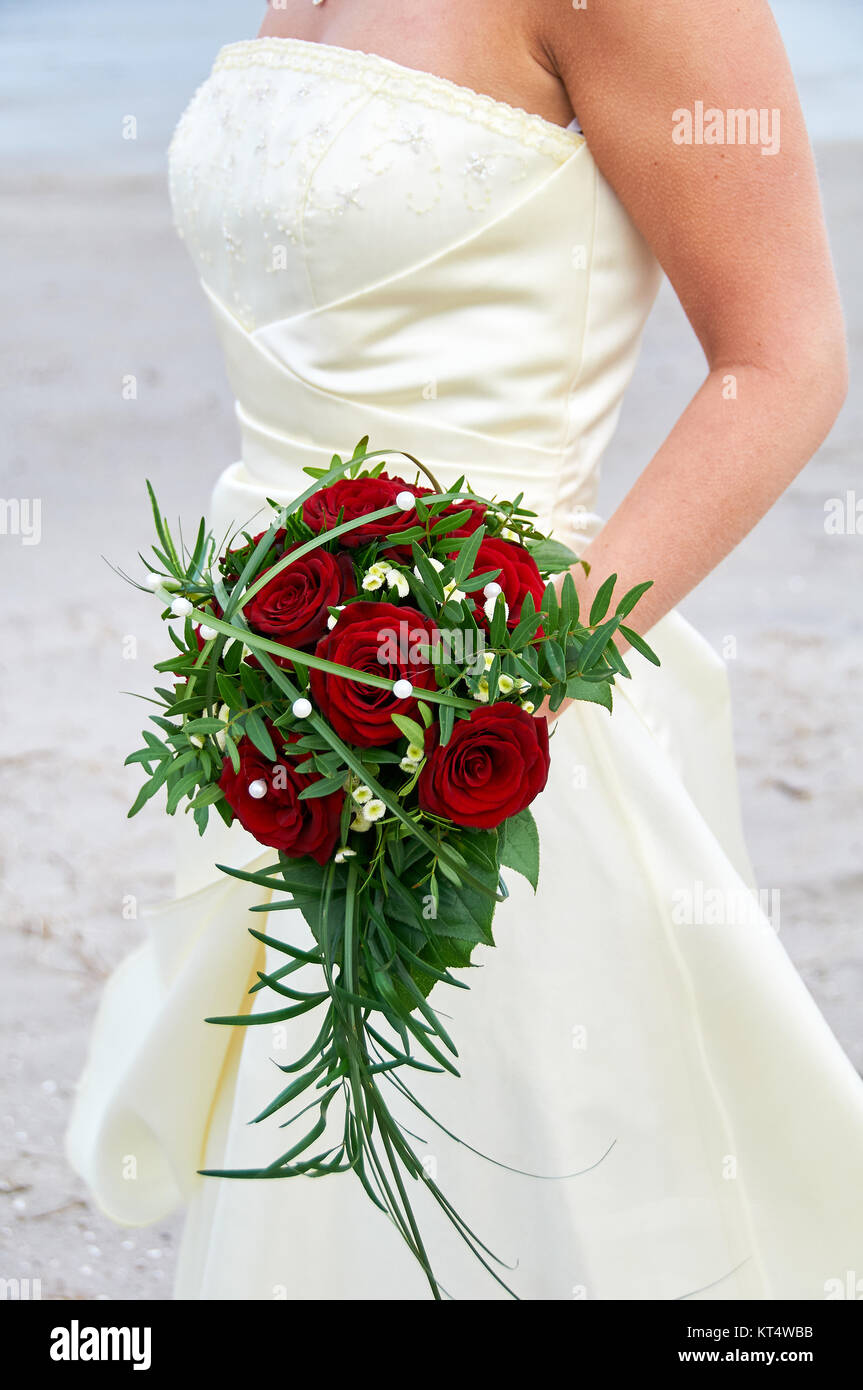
[67,37,863,1300]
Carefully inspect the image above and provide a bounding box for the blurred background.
[1,0,860,1299]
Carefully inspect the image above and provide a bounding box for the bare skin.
[255,1,848,716]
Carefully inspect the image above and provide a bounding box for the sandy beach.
[1,4,860,1301]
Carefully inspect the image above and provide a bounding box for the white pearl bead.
[395,491,416,510]
[198,625,217,641]
[483,582,503,599]
[248,779,268,800]
[171,597,194,617]
[144,573,163,590]
[292,697,312,719]
[392,678,413,700]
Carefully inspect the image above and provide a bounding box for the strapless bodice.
[168,37,661,539]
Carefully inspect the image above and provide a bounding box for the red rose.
[302,474,426,556]
[470,537,545,631]
[244,548,356,651]
[311,601,438,747]
[219,732,342,864]
[418,703,550,829]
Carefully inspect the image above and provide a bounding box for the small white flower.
[474,677,490,704]
[413,557,444,583]
[520,699,536,714]
[352,784,374,805]
[334,847,357,864]
[498,674,515,695]
[414,556,463,603]
[501,527,519,541]
[483,651,495,673]
[363,799,386,822]
[188,734,205,749]
[483,593,509,625]
[517,678,532,693]
[215,703,231,751]
[384,567,410,598]
[362,570,385,592]
[349,814,373,834]
[399,742,425,772]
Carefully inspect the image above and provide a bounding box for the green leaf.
[542,580,559,629]
[187,783,225,810]
[297,773,348,800]
[559,571,579,630]
[238,662,266,703]
[183,716,227,734]
[488,592,508,646]
[216,672,245,711]
[544,639,566,681]
[410,543,446,602]
[507,610,544,650]
[499,808,540,891]
[573,616,620,674]
[615,579,654,619]
[166,767,203,814]
[589,573,617,626]
[223,732,241,774]
[391,712,426,747]
[387,837,498,950]
[451,524,486,586]
[548,681,568,713]
[127,756,173,817]
[245,710,277,761]
[619,624,661,666]
[564,674,613,710]
[429,508,472,535]
[527,537,580,573]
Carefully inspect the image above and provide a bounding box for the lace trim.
[212,37,583,162]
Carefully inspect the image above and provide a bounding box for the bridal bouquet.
[125,441,657,1298]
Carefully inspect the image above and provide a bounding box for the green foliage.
[125,446,659,1299]
[499,809,540,891]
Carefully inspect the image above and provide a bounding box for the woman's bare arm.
[534,0,847,651]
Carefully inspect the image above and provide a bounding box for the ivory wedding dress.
[67,37,863,1300]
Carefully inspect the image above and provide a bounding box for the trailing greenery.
[122,439,657,1298]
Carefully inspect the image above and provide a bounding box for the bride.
[68,0,862,1299]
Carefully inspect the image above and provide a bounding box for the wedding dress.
[67,37,863,1300]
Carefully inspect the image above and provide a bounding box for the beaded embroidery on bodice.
[168,38,662,539]
[169,39,581,332]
